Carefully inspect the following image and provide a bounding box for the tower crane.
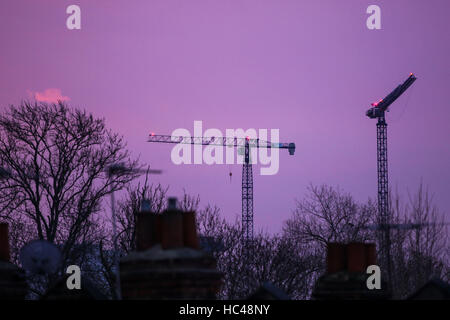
[147,134,295,244]
[365,73,417,285]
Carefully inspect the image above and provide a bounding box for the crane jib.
[148,135,295,153]
[366,74,417,119]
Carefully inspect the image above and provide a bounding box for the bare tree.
[283,183,449,299]
[283,184,377,248]
[214,228,320,300]
[281,184,379,299]
[115,174,168,254]
[191,203,320,300]
[389,183,449,298]
[0,101,139,295]
[112,183,311,299]
[101,180,449,300]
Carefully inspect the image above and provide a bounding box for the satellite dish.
[19,240,62,275]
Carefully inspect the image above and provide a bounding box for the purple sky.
[1,0,449,233]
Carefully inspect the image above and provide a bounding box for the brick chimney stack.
[327,242,377,274]
[313,242,390,300]
[120,198,222,300]
[0,223,28,299]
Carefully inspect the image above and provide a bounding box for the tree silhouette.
[0,101,140,272]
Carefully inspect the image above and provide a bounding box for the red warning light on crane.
[372,98,383,107]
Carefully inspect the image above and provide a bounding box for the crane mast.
[366,73,417,287]
[376,114,390,283]
[148,134,295,247]
[242,139,253,242]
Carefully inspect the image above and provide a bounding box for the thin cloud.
[31,88,70,103]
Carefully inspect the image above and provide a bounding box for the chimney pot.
[136,213,160,251]
[327,243,346,273]
[140,199,151,212]
[161,210,183,249]
[168,197,177,210]
[347,242,366,272]
[182,211,200,249]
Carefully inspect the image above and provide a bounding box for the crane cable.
[389,82,416,123]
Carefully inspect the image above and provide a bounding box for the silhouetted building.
[407,278,450,300]
[0,223,28,299]
[42,276,108,300]
[312,242,390,300]
[120,198,223,299]
[247,282,291,300]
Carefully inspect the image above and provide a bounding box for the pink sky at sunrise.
[0,0,449,233]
